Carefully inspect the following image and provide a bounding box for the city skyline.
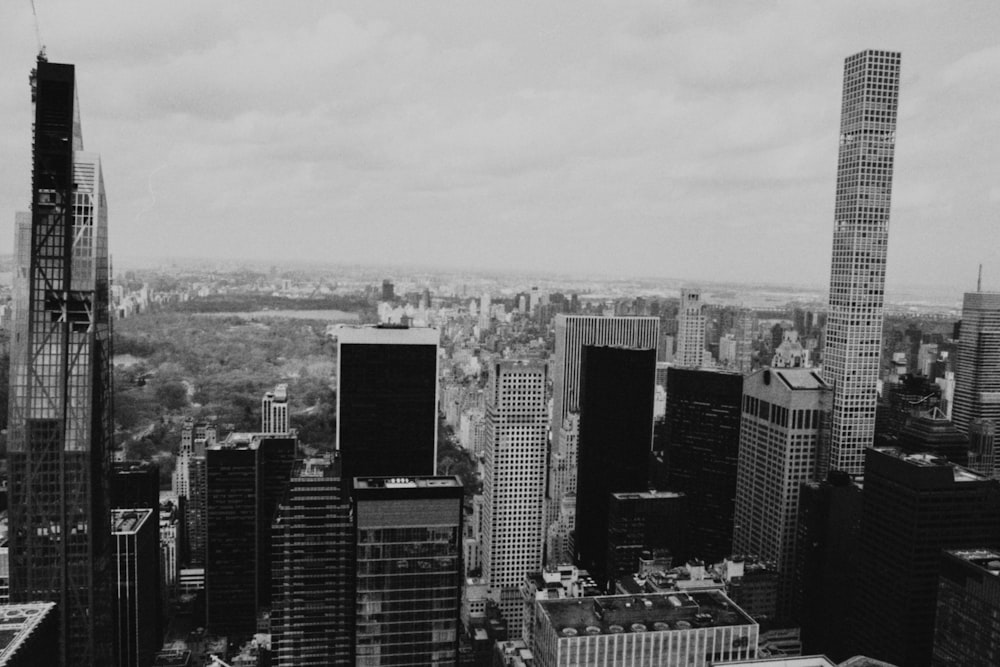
[1,2,999,292]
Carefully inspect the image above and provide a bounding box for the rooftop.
[111,508,152,534]
[612,490,684,501]
[878,449,988,483]
[538,591,754,638]
[355,476,461,489]
[333,324,439,345]
[947,548,1000,575]
[0,602,56,662]
[771,368,829,391]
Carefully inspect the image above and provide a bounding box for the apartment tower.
[821,50,901,477]
[7,56,114,666]
[675,289,707,368]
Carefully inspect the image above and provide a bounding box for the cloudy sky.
[1,1,998,290]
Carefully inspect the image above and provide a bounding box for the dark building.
[932,549,1000,666]
[112,509,160,667]
[968,418,998,479]
[271,456,353,666]
[897,410,970,466]
[659,367,743,563]
[606,491,687,581]
[7,56,114,666]
[381,279,395,301]
[795,471,863,661]
[852,448,1000,667]
[335,326,439,487]
[0,602,59,666]
[874,374,941,446]
[205,434,295,638]
[574,346,656,587]
[354,476,463,665]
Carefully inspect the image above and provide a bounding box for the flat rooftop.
[612,490,684,501]
[772,368,829,391]
[881,449,989,483]
[947,548,1000,575]
[355,476,461,489]
[0,602,56,661]
[333,324,439,345]
[538,591,754,638]
[111,508,152,534]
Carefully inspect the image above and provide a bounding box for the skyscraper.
[852,448,1000,666]
[732,368,831,616]
[334,325,439,485]
[261,383,290,435]
[482,361,548,628]
[574,346,656,585]
[550,315,659,454]
[271,456,353,666]
[933,549,1000,666]
[8,57,114,667]
[822,50,901,477]
[659,367,743,563]
[951,291,1000,434]
[354,476,463,665]
[111,509,159,667]
[675,289,707,367]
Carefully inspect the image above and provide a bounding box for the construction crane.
[29,0,46,60]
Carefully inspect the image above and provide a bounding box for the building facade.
[574,346,656,585]
[952,292,1000,434]
[821,50,902,477]
[733,368,831,616]
[483,361,548,629]
[271,456,353,666]
[334,325,439,485]
[550,316,659,454]
[112,509,159,667]
[354,476,463,666]
[261,383,290,435]
[675,289,707,368]
[932,549,1000,666]
[7,57,114,667]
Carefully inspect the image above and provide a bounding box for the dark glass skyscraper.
[8,56,114,667]
[335,326,439,486]
[574,345,655,586]
[852,448,1000,666]
[660,367,743,563]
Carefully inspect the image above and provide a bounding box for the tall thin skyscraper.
[334,325,439,485]
[951,292,1000,434]
[550,315,659,453]
[261,383,290,434]
[822,50,901,477]
[482,361,548,629]
[675,289,707,367]
[8,57,114,666]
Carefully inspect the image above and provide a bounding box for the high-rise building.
[659,367,743,563]
[852,448,1000,666]
[172,420,215,567]
[574,346,656,585]
[483,361,548,629]
[7,57,114,667]
[261,383,290,435]
[111,509,159,667]
[354,476,463,666]
[821,50,902,477]
[0,602,59,666]
[550,315,659,453]
[271,456,353,666]
[968,418,998,479]
[545,414,579,566]
[952,292,1000,435]
[606,491,687,582]
[531,591,758,667]
[733,368,831,616]
[334,325,439,485]
[205,434,296,637]
[932,549,1000,666]
[675,289,707,368]
[794,472,862,661]
[896,409,970,466]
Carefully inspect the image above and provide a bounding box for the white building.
[483,360,549,629]
[675,289,707,368]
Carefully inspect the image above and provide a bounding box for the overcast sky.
[1,1,998,290]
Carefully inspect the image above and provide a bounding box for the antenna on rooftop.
[978,264,983,292]
[29,0,46,60]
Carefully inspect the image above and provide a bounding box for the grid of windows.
[823,50,901,477]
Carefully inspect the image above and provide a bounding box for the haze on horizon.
[1,1,998,293]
